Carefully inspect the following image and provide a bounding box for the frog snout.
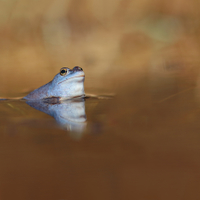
[73,66,83,72]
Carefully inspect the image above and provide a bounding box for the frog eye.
[60,67,68,76]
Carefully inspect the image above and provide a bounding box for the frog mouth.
[58,75,85,84]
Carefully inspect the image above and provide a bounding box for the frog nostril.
[73,66,83,71]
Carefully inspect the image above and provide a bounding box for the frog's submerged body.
[23,66,85,101]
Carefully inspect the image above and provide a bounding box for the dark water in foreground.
[0,72,200,200]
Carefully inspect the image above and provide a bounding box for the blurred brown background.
[1,1,200,200]
[0,0,200,96]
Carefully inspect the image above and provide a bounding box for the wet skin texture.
[23,66,85,100]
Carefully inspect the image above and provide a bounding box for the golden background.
[0,0,199,96]
[1,1,200,200]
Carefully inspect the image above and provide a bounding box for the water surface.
[0,68,200,200]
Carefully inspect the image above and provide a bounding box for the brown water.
[0,66,200,200]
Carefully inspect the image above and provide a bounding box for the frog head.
[49,66,85,99]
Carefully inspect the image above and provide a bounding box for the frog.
[23,66,85,100]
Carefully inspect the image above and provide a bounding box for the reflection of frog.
[24,66,85,100]
[26,98,87,135]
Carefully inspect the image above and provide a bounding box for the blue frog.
[23,66,85,100]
